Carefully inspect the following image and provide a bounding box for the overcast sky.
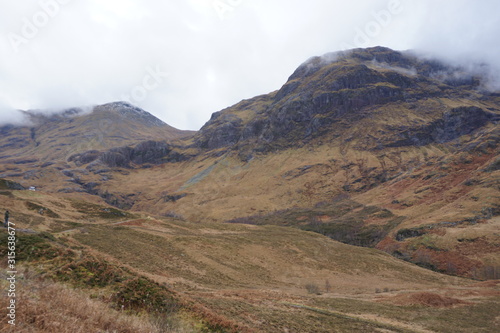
[1,0,499,130]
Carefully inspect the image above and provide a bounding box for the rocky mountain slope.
[101,47,500,280]
[195,47,499,154]
[0,101,193,163]
[0,102,194,192]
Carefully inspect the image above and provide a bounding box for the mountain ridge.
[0,102,194,163]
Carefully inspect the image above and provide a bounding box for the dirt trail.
[55,218,142,234]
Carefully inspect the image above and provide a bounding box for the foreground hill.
[1,185,499,332]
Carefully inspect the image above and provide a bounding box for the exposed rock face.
[98,141,172,168]
[386,106,496,147]
[69,150,102,166]
[197,113,243,150]
[0,126,33,151]
[436,107,495,142]
[69,140,189,169]
[194,47,498,153]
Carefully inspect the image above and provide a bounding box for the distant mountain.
[0,102,194,164]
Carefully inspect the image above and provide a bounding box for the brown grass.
[382,292,469,308]
[0,275,163,333]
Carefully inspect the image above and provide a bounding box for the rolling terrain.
[1,47,500,332]
[0,186,499,332]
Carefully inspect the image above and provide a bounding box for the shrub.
[25,201,61,218]
[305,283,321,295]
[56,258,125,288]
[113,278,180,314]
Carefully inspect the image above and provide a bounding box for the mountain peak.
[289,47,410,81]
[289,46,498,93]
[0,102,193,164]
[94,102,167,128]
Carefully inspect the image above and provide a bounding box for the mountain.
[0,101,193,162]
[1,46,500,332]
[77,47,498,280]
[0,102,194,194]
[195,46,499,154]
[2,47,499,277]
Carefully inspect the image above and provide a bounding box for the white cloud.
[0,0,499,130]
[0,104,30,126]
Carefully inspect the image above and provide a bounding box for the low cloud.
[0,108,30,126]
[0,103,97,127]
[370,59,417,77]
[409,50,500,92]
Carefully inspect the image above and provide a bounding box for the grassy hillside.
[0,183,499,332]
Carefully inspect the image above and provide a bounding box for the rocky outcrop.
[197,113,243,150]
[386,107,496,147]
[69,140,191,169]
[68,150,101,166]
[0,126,33,151]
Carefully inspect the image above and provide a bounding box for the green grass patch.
[55,257,127,288]
[112,277,180,314]
[48,220,84,233]
[0,230,194,328]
